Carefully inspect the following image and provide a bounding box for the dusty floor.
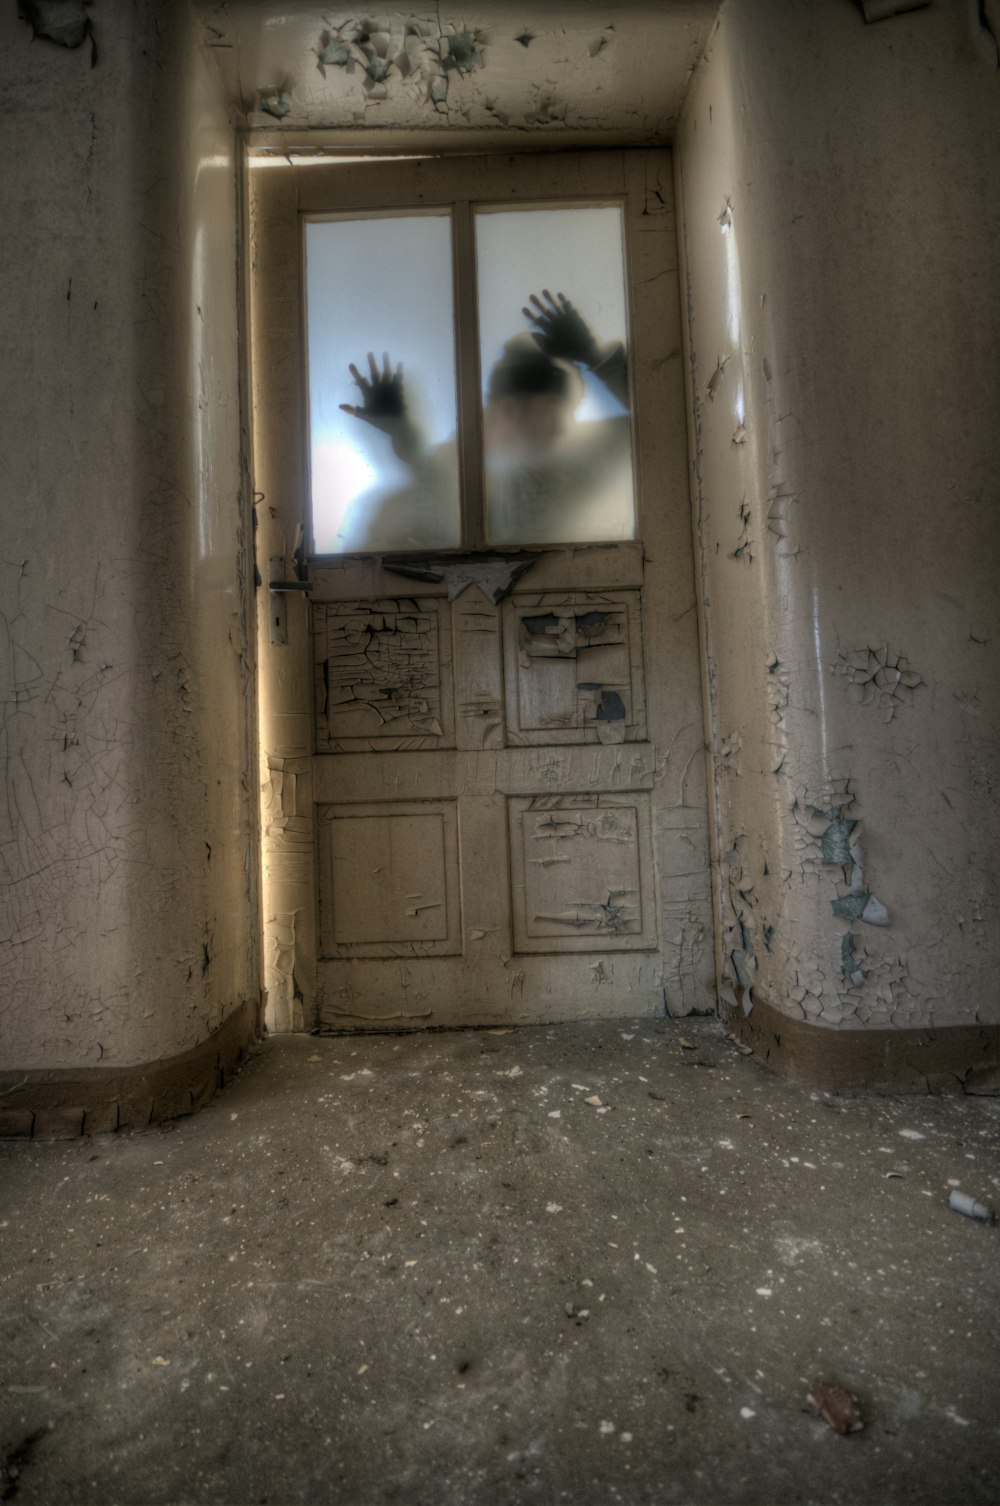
[1,1016,999,1506]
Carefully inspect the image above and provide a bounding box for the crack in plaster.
[727,497,754,564]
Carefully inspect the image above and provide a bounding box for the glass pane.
[475,205,635,547]
[305,214,460,554]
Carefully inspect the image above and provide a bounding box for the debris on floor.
[807,1379,865,1434]
[948,1189,995,1223]
[2,1017,999,1506]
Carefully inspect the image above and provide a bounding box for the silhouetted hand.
[522,290,601,369]
[340,351,422,462]
[340,350,406,424]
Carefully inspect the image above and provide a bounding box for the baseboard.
[726,994,1000,1095]
[0,996,263,1138]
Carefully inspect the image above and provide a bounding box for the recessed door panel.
[503,589,646,746]
[509,793,657,954]
[318,800,461,958]
[313,598,454,752]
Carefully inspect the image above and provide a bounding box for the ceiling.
[195,2,720,148]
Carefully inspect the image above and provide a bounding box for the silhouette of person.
[336,290,631,550]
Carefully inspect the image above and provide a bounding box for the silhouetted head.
[485,336,584,458]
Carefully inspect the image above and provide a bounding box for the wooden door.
[250,149,713,1031]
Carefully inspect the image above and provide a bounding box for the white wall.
[676,0,1000,1035]
[0,1,260,1069]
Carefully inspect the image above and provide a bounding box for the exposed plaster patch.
[788,780,890,933]
[830,644,924,721]
[444,30,486,75]
[789,778,856,881]
[260,88,292,119]
[316,27,354,76]
[314,20,436,97]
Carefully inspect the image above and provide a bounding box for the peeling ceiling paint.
[195,2,720,141]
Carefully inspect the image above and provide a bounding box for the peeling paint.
[676,0,999,1047]
[830,644,924,721]
[444,31,486,75]
[729,498,753,563]
[706,355,729,400]
[313,599,449,752]
[259,88,291,119]
[765,652,789,728]
[820,816,856,867]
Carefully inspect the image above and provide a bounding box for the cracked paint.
[314,599,450,752]
[830,644,924,721]
[2,4,260,1071]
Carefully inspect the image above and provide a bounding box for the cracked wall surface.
[0,1,261,1069]
[676,0,1000,1034]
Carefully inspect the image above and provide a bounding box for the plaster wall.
[0,1,260,1072]
[675,0,1000,1040]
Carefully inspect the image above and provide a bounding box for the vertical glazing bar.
[452,199,486,550]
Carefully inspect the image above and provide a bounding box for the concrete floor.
[2,1017,998,1506]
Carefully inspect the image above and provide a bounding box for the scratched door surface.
[251,150,713,1030]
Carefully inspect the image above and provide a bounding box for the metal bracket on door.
[268,554,311,646]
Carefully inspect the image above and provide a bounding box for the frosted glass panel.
[305,215,460,554]
[475,206,635,547]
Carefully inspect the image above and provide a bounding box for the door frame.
[247,143,714,1032]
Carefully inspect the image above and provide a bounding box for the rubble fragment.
[807,1379,864,1434]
